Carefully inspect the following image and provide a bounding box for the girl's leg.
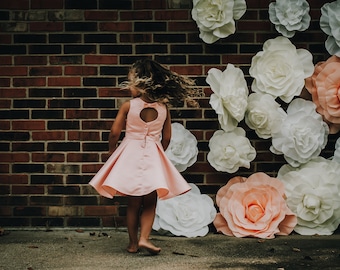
[138,191,161,254]
[126,196,142,253]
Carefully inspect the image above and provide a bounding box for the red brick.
[12,120,45,130]
[0,120,10,129]
[15,56,47,65]
[85,11,118,21]
[99,22,132,32]
[48,77,81,86]
[84,55,118,64]
[30,22,63,32]
[0,78,10,87]
[32,131,65,140]
[0,0,29,9]
[120,11,153,20]
[0,67,27,76]
[64,66,97,76]
[0,35,11,44]
[0,207,12,216]
[0,165,10,173]
[84,206,118,216]
[31,0,63,9]
[29,66,62,76]
[155,10,189,20]
[0,56,12,65]
[0,174,28,184]
[168,21,197,31]
[13,77,46,87]
[0,153,30,163]
[12,185,45,195]
[32,153,65,162]
[67,153,99,162]
[66,109,98,119]
[98,88,130,97]
[82,164,103,173]
[68,131,100,141]
[170,65,203,75]
[0,88,26,98]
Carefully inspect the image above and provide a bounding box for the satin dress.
[89,97,191,200]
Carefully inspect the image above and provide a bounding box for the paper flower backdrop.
[207,128,256,173]
[269,0,310,38]
[320,0,340,57]
[153,183,217,237]
[270,98,329,167]
[165,122,198,172]
[245,93,287,139]
[249,36,314,103]
[206,64,249,132]
[305,55,340,134]
[278,157,340,235]
[191,0,246,44]
[213,172,297,239]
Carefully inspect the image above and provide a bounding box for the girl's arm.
[108,101,130,154]
[161,108,172,151]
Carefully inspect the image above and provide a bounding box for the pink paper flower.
[213,172,297,239]
[305,55,340,134]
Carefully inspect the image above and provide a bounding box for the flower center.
[246,200,265,223]
[303,194,321,214]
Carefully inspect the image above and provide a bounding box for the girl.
[89,59,200,255]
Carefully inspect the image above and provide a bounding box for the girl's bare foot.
[138,239,161,255]
[126,243,139,253]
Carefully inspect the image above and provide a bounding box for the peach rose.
[305,55,340,134]
[213,172,297,239]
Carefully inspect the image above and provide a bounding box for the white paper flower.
[165,123,198,172]
[270,98,329,167]
[249,36,314,103]
[269,0,311,38]
[191,0,246,44]
[332,137,340,163]
[153,183,217,237]
[278,157,340,235]
[245,93,287,139]
[207,128,256,173]
[206,65,249,132]
[320,0,340,57]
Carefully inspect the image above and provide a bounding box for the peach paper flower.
[213,172,297,239]
[305,55,340,134]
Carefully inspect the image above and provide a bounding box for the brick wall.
[0,0,336,228]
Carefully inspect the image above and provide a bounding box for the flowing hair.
[121,59,203,107]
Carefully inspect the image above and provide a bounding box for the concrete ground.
[0,228,339,270]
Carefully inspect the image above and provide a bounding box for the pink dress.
[89,97,191,200]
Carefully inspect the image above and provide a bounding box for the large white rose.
[249,36,314,103]
[245,93,287,139]
[320,1,340,57]
[278,157,340,235]
[206,65,249,132]
[153,183,217,237]
[270,98,329,167]
[191,0,246,44]
[269,0,310,38]
[333,137,340,163]
[207,128,256,173]
[165,123,198,172]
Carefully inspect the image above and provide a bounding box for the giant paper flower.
[305,55,340,134]
[320,0,340,57]
[206,64,249,132]
[333,137,340,163]
[245,93,287,139]
[207,128,256,173]
[270,98,329,167]
[165,123,198,172]
[269,0,310,38]
[191,0,246,44]
[278,157,340,235]
[152,183,217,237]
[213,172,297,239]
[249,36,314,103]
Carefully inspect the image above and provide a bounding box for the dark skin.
[108,92,171,254]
